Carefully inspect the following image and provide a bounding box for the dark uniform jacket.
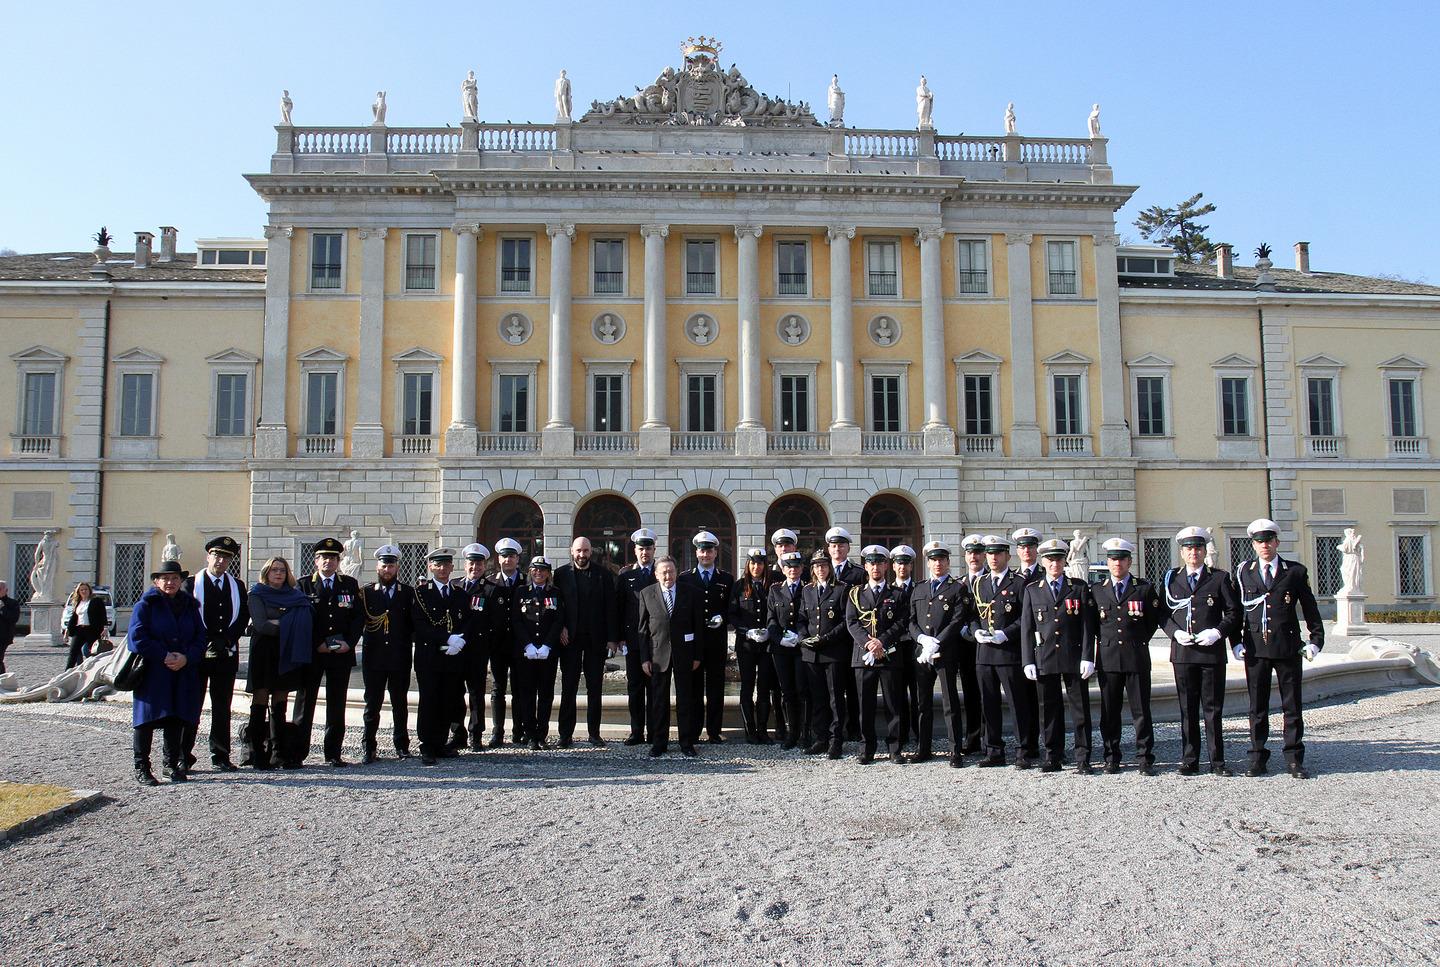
[967,570,1026,666]
[800,580,852,665]
[1020,575,1098,675]
[411,578,467,665]
[1161,565,1241,665]
[359,580,416,673]
[845,582,909,669]
[678,567,734,646]
[831,560,866,588]
[765,579,807,656]
[298,572,363,669]
[635,581,703,674]
[513,582,565,656]
[1015,563,1045,588]
[1233,557,1325,659]
[615,563,658,653]
[486,569,525,651]
[0,595,18,648]
[907,573,973,667]
[1090,574,1162,674]
[451,575,496,663]
[729,576,773,655]
[183,572,250,658]
[554,563,619,648]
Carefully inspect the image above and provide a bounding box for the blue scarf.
[249,582,314,675]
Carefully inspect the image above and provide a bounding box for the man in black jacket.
[968,534,1037,768]
[451,543,496,751]
[513,557,566,750]
[181,535,250,771]
[908,540,976,767]
[678,531,734,744]
[555,537,618,747]
[615,528,659,746]
[0,580,18,675]
[846,545,909,765]
[1020,539,1099,774]
[800,551,852,759]
[1092,538,1164,775]
[359,544,416,763]
[765,550,809,751]
[485,538,525,745]
[293,537,363,767]
[412,548,469,765]
[635,556,704,757]
[1234,517,1325,779]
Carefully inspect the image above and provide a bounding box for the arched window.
[668,494,737,574]
[765,494,829,559]
[478,495,544,567]
[573,494,641,573]
[861,493,921,556]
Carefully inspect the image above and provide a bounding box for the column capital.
[1094,232,1122,247]
[545,222,576,239]
[914,226,945,245]
[825,225,856,243]
[1005,232,1034,246]
[451,223,484,238]
[263,225,293,240]
[734,224,763,240]
[357,227,388,240]
[640,223,669,239]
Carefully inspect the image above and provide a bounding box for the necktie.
[440,584,448,598]
[1051,580,1062,601]
[665,587,674,614]
[1115,581,1125,604]
[817,584,826,595]
[703,571,711,586]
[790,583,800,601]
[933,579,941,593]
[213,577,224,592]
[323,578,332,592]
[1264,564,1274,588]
[1188,572,1198,593]
[386,585,393,599]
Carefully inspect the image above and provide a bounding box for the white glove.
[862,651,877,667]
[780,631,800,648]
[1080,660,1095,680]
[1303,643,1320,662]
[916,634,940,652]
[1023,663,1037,681]
[1231,643,1245,661]
[524,643,539,660]
[620,644,628,656]
[974,630,993,644]
[990,630,1008,645]
[707,614,725,629]
[1194,628,1222,647]
[537,644,552,660]
[1174,630,1194,645]
[746,628,769,643]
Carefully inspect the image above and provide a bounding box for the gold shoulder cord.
[972,575,996,632]
[849,585,878,637]
[361,586,390,635]
[413,586,454,634]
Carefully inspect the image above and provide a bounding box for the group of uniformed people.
[179,516,1324,777]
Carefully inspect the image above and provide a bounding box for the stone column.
[1005,232,1042,457]
[446,223,482,456]
[638,224,670,455]
[916,227,954,454]
[352,227,387,457]
[827,225,860,455]
[543,223,576,455]
[255,225,293,458]
[734,224,766,457]
[1093,232,1131,457]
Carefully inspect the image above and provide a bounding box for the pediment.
[1126,352,1174,368]
[953,349,1004,366]
[112,347,165,364]
[10,345,69,363]
[1041,349,1093,366]
[391,346,446,363]
[1378,354,1426,370]
[206,347,260,365]
[1211,353,1257,368]
[296,345,349,363]
[1297,352,1345,369]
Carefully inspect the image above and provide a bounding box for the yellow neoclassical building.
[2,39,1438,625]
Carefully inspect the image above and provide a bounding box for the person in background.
[359,545,416,763]
[127,561,205,786]
[729,548,777,744]
[0,581,18,675]
[244,557,313,769]
[63,582,107,668]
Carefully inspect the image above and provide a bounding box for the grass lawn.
[0,782,81,832]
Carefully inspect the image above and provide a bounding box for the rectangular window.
[498,374,530,433]
[592,374,624,431]
[1398,535,1429,596]
[310,233,342,289]
[399,542,430,587]
[779,374,810,432]
[1306,377,1336,436]
[1221,377,1250,436]
[1230,536,1255,570]
[685,239,716,295]
[298,542,318,570]
[964,374,994,436]
[686,375,717,432]
[402,372,433,437]
[957,239,988,294]
[1142,538,1171,579]
[404,234,437,291]
[1314,535,1342,596]
[866,240,898,296]
[113,543,147,608]
[118,372,153,437]
[1053,374,1082,435]
[593,239,624,294]
[21,371,56,436]
[305,372,338,436]
[214,373,248,436]
[1047,240,1077,295]
[871,375,901,432]
[777,240,808,295]
[501,238,531,293]
[1136,375,1166,436]
[11,543,35,606]
[1389,378,1418,437]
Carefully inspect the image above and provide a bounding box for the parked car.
[60,585,118,637]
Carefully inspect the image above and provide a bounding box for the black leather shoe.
[395,748,412,759]
[1040,760,1061,773]
[890,752,908,765]
[1211,763,1233,777]
[1104,761,1121,775]
[489,733,506,748]
[828,744,843,760]
[1178,764,1199,776]
[184,753,198,770]
[135,767,159,786]
[782,736,799,751]
[280,760,302,770]
[756,732,775,746]
[361,750,378,765]
[1246,762,1267,778]
[1288,763,1310,779]
[623,735,645,747]
[589,735,607,748]
[707,734,726,744]
[557,736,573,749]
[1076,761,1093,775]
[648,746,665,757]
[911,750,934,764]
[977,755,1005,768]
[325,757,348,768]
[1015,757,1035,771]
[421,754,437,765]
[212,758,238,772]
[805,741,828,755]
[529,739,543,751]
[858,749,875,765]
[680,744,698,758]
[949,753,964,768]
[469,739,486,752]
[1138,764,1157,777]
[962,741,982,756]
[438,748,459,758]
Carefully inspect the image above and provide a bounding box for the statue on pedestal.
[372,91,387,125]
[1065,530,1090,582]
[1004,102,1017,135]
[462,71,478,121]
[915,75,934,130]
[29,530,58,604]
[280,90,293,125]
[1088,103,1102,138]
[340,530,364,580]
[555,70,572,122]
[1338,529,1365,595]
[161,533,182,564]
[827,74,845,126]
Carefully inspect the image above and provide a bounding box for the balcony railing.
[298,434,340,455]
[867,271,897,296]
[12,434,58,456]
[310,265,342,289]
[478,431,540,453]
[593,271,624,294]
[1050,434,1091,456]
[768,431,828,453]
[404,265,436,290]
[957,270,989,294]
[394,434,434,455]
[960,434,1000,454]
[862,431,924,453]
[1048,270,1077,295]
[576,431,638,454]
[777,272,808,295]
[672,431,734,454]
[1388,436,1429,457]
[686,271,716,295]
[500,268,531,292]
[1306,435,1345,458]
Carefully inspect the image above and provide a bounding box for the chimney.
[1294,241,1311,274]
[158,226,178,263]
[1215,243,1234,279]
[133,231,154,269]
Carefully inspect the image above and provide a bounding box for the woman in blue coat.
[127,560,206,786]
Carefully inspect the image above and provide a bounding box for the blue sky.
[4,1,1437,280]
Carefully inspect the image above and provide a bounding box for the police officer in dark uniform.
[766,549,809,751]
[1020,539,1099,774]
[887,545,920,750]
[968,534,1038,768]
[411,548,468,765]
[1011,527,1045,587]
[826,526,864,742]
[293,537,363,766]
[513,556,566,750]
[846,545,910,765]
[800,550,851,759]
[451,542,496,751]
[358,544,416,763]
[1234,517,1325,779]
[1092,538,1163,775]
[764,528,802,744]
[486,537,525,745]
[614,528,659,746]
[731,547,777,744]
[180,535,249,771]
[1163,526,1241,776]
[679,531,734,744]
[908,540,975,767]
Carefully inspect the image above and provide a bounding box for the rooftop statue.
[462,71,478,121]
[916,75,934,130]
[1088,103,1102,138]
[280,89,293,125]
[1005,102,1017,135]
[372,91,387,125]
[827,74,845,127]
[555,69,572,121]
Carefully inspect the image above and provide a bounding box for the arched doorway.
[668,494,737,573]
[478,494,544,566]
[766,493,828,559]
[573,494,640,573]
[861,493,921,555]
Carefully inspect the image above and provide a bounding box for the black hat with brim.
[150,560,189,580]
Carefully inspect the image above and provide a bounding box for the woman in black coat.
[728,549,777,744]
[244,557,314,769]
[64,582,108,668]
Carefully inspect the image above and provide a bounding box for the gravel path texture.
[1,637,1438,965]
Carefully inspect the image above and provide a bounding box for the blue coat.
[126,587,206,727]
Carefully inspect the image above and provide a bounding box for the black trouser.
[1037,672,1092,764]
[736,645,775,737]
[1174,662,1227,768]
[1099,668,1153,765]
[625,646,650,741]
[856,663,906,755]
[842,669,860,737]
[649,659,697,752]
[558,640,607,740]
[806,660,846,747]
[955,643,984,752]
[914,661,966,756]
[0,638,9,674]
[1245,654,1305,766]
[362,662,411,754]
[689,635,728,741]
[977,663,1039,759]
[66,627,102,668]
[133,717,183,770]
[182,651,239,764]
[489,648,512,740]
[242,692,289,767]
[902,657,921,746]
[770,646,805,745]
[292,662,352,762]
[513,650,560,742]
[416,650,463,755]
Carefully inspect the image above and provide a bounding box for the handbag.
[112,649,147,691]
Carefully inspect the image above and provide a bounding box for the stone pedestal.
[24,601,63,647]
[541,425,575,457]
[1010,423,1043,458]
[829,424,862,456]
[734,425,767,458]
[1333,591,1369,638]
[443,425,477,457]
[923,426,955,455]
[350,425,386,458]
[638,425,671,457]
[254,425,289,459]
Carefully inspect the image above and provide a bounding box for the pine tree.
[1134,193,1220,264]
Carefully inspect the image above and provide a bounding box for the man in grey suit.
[636,556,704,758]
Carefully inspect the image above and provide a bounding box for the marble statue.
[827,74,845,126]
[555,70,572,122]
[1065,530,1090,582]
[596,314,618,343]
[280,90,293,125]
[873,318,895,346]
[372,91,387,125]
[916,75,934,130]
[462,71,478,121]
[1205,536,1217,569]
[583,45,816,127]
[505,315,526,344]
[691,316,712,343]
[1088,103,1102,138]
[340,530,364,580]
[0,644,126,704]
[29,530,58,603]
[161,533,182,564]
[783,316,805,345]
[1339,529,1365,595]
[1004,102,1017,135]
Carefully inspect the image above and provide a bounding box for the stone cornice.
[1119,288,1440,309]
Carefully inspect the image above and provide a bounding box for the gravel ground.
[2,638,1439,965]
